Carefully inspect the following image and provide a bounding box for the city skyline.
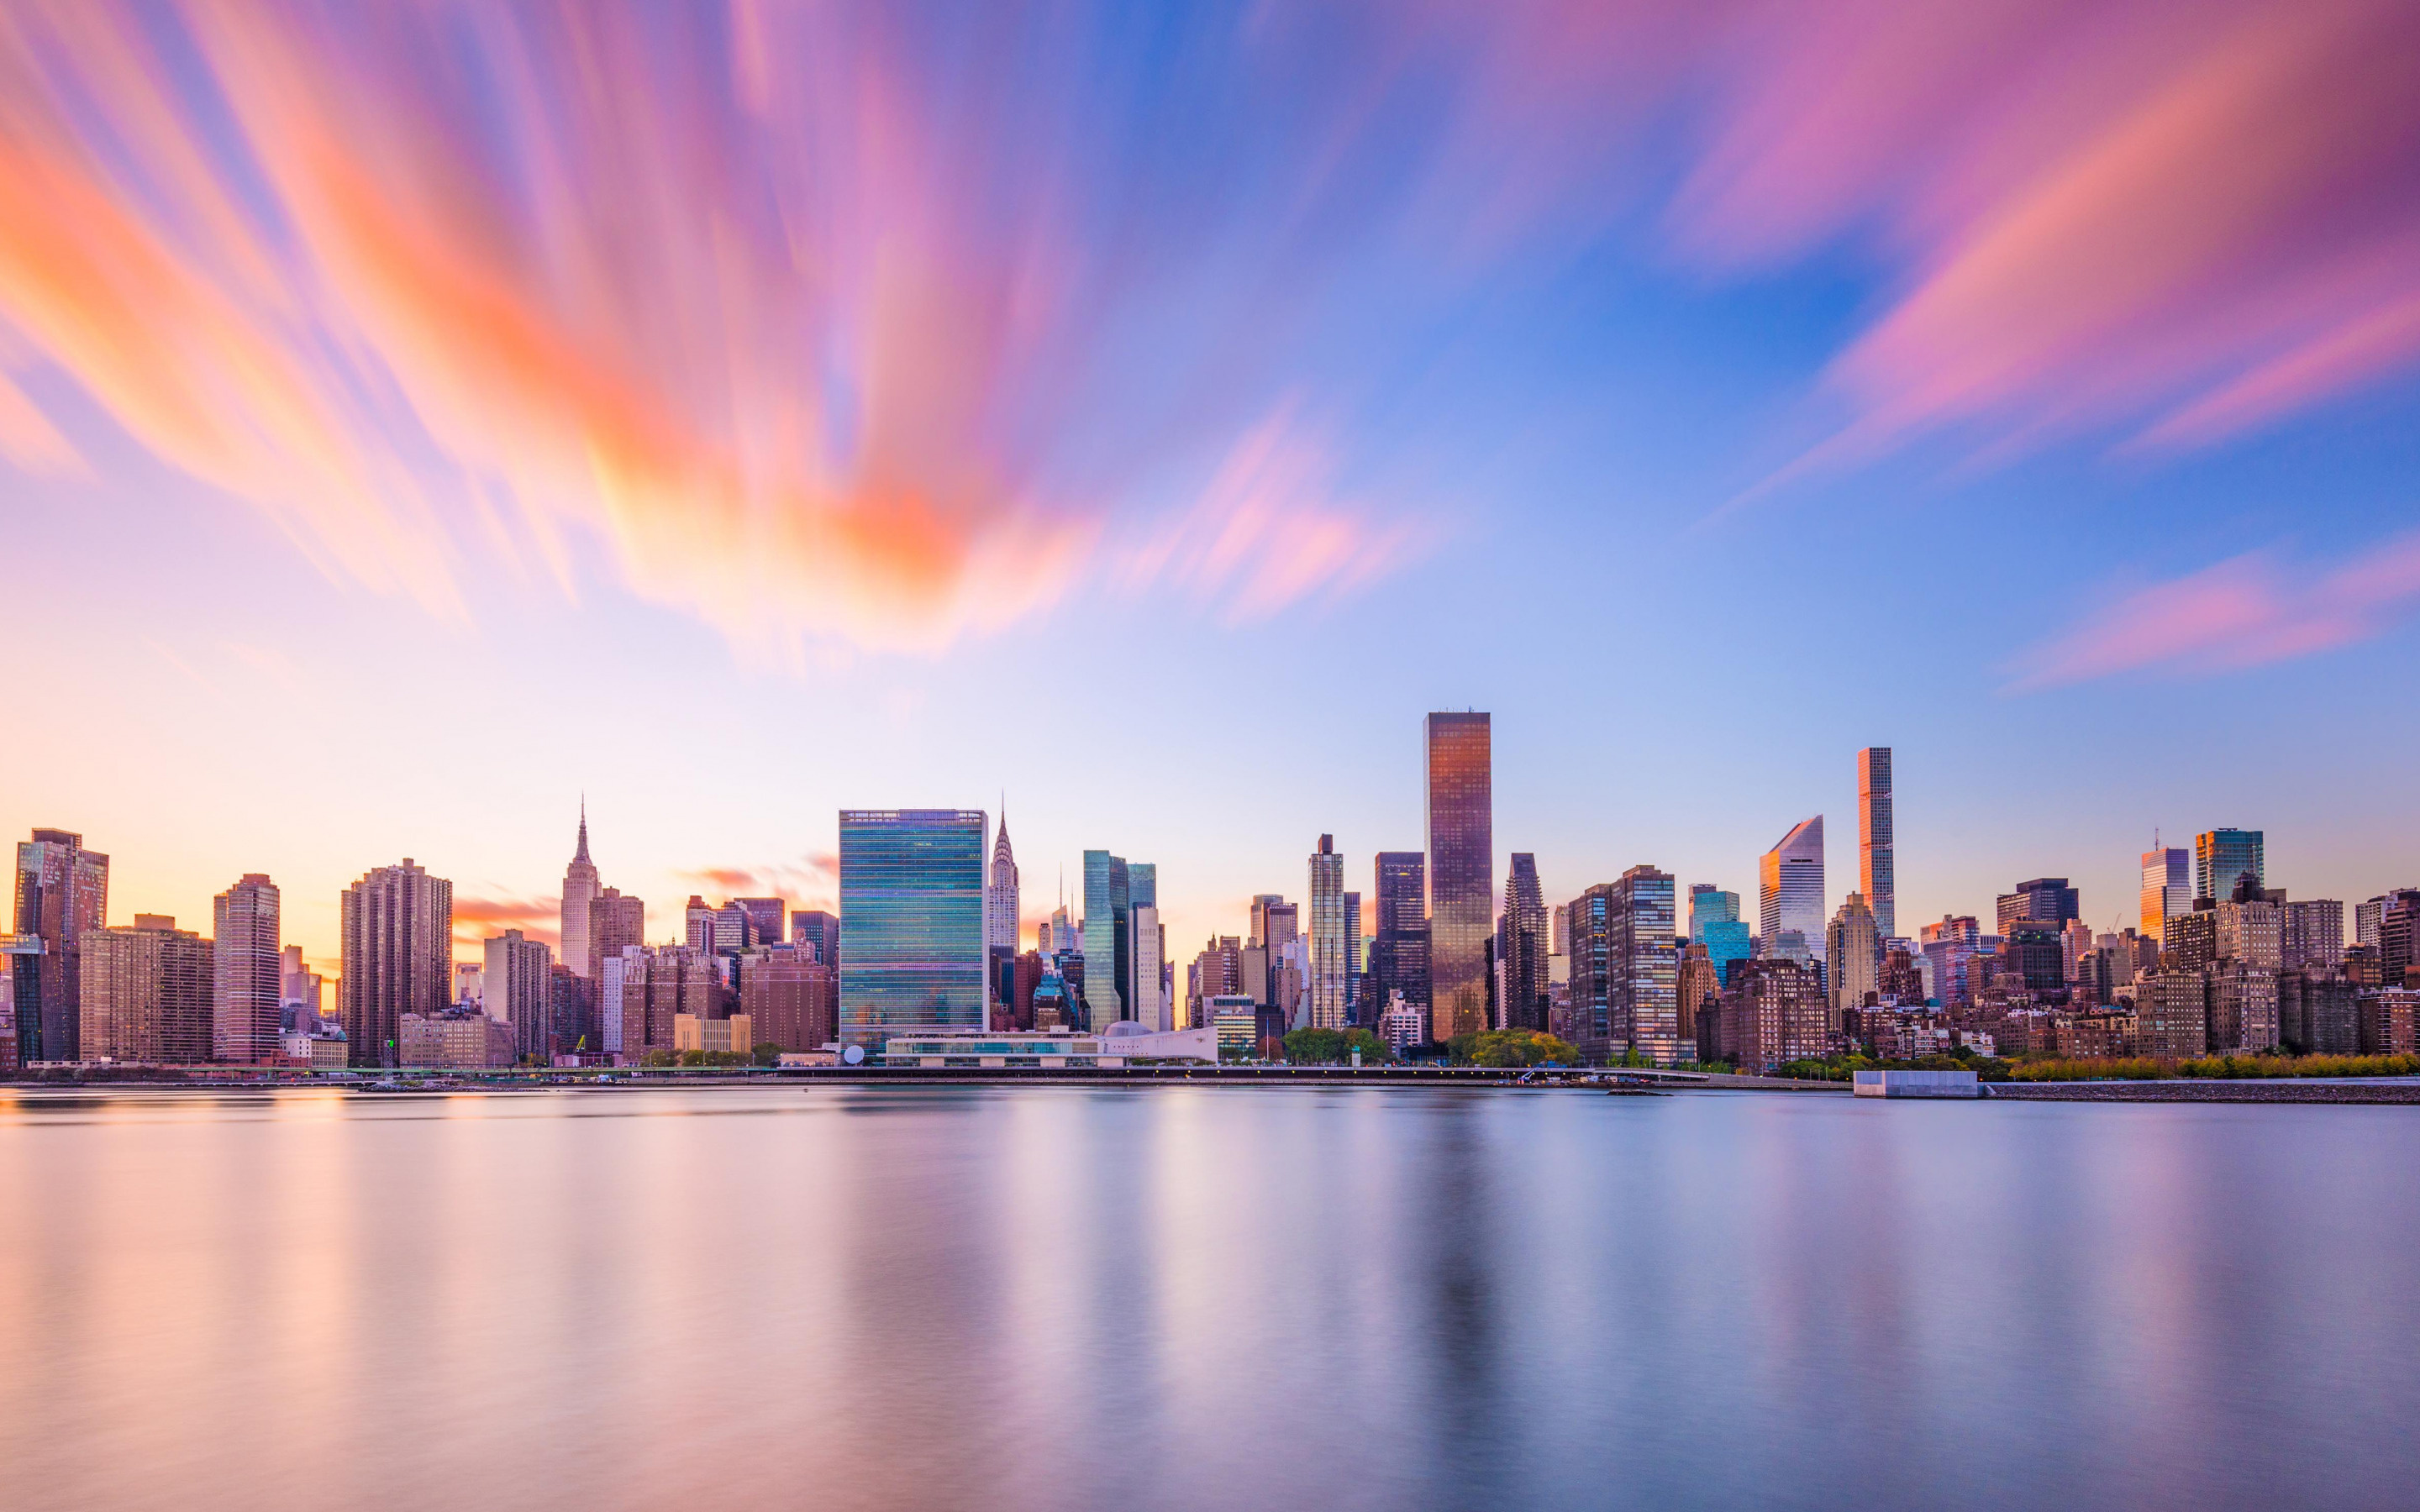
[8,5,2420,1006]
[11,727,2397,1017]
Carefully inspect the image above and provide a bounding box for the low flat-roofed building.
[400,1011,514,1069]
[877,1026,1215,1067]
[1853,1068,1981,1099]
[673,1013,754,1055]
[1207,995,1262,1058]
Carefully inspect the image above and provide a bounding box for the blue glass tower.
[1081,849,1129,1031]
[838,810,988,1047]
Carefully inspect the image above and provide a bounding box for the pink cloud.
[2,0,2417,630]
[1120,405,1434,624]
[2005,533,2420,690]
[1400,0,2420,478]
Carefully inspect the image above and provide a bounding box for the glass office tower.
[1612,865,1678,1064]
[1081,849,1129,1032]
[1760,816,1826,966]
[2195,829,2265,904]
[1857,748,1895,940]
[2140,847,2190,942]
[1425,712,1493,1041]
[839,811,988,1047]
[1369,852,1430,1032]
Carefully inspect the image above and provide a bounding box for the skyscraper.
[1689,885,1751,985]
[1424,712,1492,1040]
[1344,890,1363,1019]
[1081,850,1129,1031]
[13,828,108,1064]
[80,915,212,1064]
[1127,862,1159,1025]
[839,811,987,1046]
[1309,836,1349,1029]
[1368,853,1429,1033]
[733,898,787,947]
[560,802,599,979]
[2140,846,2190,942]
[1857,748,1895,940]
[1131,902,1165,1031]
[212,874,281,1064]
[2194,829,2265,905]
[1760,816,1825,965]
[790,909,839,967]
[1565,884,1614,1061]
[484,928,554,1061]
[986,812,1021,953]
[588,888,645,979]
[1610,865,1678,1063]
[1497,853,1547,1032]
[1826,893,1880,1025]
[2284,899,2345,970]
[339,859,453,1069]
[1996,878,2081,933]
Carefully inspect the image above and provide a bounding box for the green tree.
[1281,1026,1396,1065]
[1282,1027,1348,1064]
[1457,1029,1580,1068]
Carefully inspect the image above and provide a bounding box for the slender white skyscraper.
[1857,748,1894,940]
[560,801,599,979]
[1760,816,1826,965]
[986,811,1021,952]
[1308,835,1348,1029]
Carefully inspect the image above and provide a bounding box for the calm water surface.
[3,1085,2417,1510]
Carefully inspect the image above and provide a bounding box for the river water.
[3,1084,2415,1510]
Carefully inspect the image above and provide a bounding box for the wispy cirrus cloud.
[3,0,2418,649]
[2004,531,2420,690]
[1119,405,1434,625]
[1391,0,2420,486]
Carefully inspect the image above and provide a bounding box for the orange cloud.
[3,0,2417,618]
[675,855,839,909]
[450,891,561,950]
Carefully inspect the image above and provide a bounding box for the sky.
[5,0,2420,979]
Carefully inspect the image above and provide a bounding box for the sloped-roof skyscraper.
[1760,816,1826,966]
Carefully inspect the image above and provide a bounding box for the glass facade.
[1699,919,1752,986]
[2195,829,2265,905]
[1080,849,1129,1031]
[1497,853,1547,1032]
[1566,885,1612,1060]
[1857,748,1894,940]
[1370,852,1429,1032]
[1424,712,1492,1041]
[1613,865,1678,1064]
[1760,816,1825,965]
[838,811,987,1047]
[2140,848,2189,942]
